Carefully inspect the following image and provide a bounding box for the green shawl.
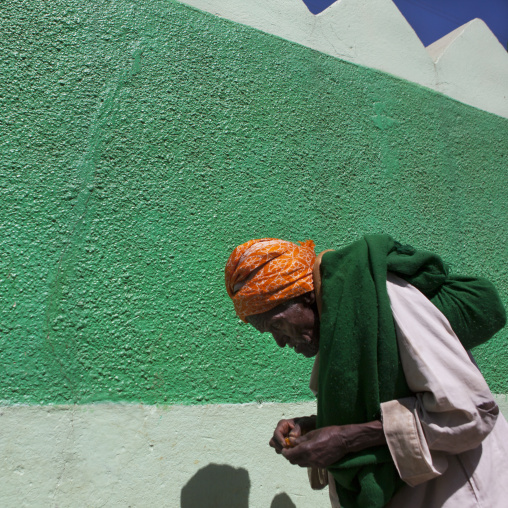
[316,235,506,508]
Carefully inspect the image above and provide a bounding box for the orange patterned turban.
[224,238,316,322]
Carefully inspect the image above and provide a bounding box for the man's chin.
[299,346,318,358]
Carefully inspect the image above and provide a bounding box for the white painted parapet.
[179,0,508,118]
[427,19,508,117]
[180,0,436,88]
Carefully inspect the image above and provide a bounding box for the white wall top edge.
[427,19,508,117]
[426,20,476,64]
[178,0,508,119]
[2,397,508,412]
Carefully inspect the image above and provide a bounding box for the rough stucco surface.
[0,402,329,507]
[1,0,507,406]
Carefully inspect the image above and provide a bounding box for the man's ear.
[302,291,315,305]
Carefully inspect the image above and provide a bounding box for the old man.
[224,235,508,508]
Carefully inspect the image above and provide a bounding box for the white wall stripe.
[1,397,507,507]
[0,402,326,507]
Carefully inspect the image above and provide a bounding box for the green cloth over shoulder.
[316,234,506,508]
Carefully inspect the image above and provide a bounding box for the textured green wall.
[1,0,506,405]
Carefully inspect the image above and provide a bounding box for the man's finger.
[269,437,283,453]
[287,433,309,446]
[281,444,306,460]
[273,425,293,447]
[281,447,311,467]
[288,424,302,438]
[275,419,295,433]
[272,430,287,448]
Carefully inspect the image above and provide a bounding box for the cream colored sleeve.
[381,273,499,487]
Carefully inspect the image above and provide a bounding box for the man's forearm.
[281,419,387,468]
[341,420,386,454]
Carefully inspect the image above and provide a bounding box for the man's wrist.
[340,420,386,454]
[294,414,317,432]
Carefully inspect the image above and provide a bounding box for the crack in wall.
[50,405,76,504]
[44,41,147,400]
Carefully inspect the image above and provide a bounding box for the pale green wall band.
[1,400,508,507]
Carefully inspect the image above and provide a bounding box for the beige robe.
[310,273,508,508]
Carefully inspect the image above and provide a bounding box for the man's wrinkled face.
[246,293,320,358]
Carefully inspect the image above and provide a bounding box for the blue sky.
[302,0,508,49]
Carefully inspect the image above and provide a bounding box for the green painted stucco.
[1,0,506,405]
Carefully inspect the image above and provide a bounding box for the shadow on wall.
[270,493,297,508]
[180,463,296,507]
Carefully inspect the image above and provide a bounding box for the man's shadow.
[180,464,296,507]
[180,464,250,507]
[270,493,297,507]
